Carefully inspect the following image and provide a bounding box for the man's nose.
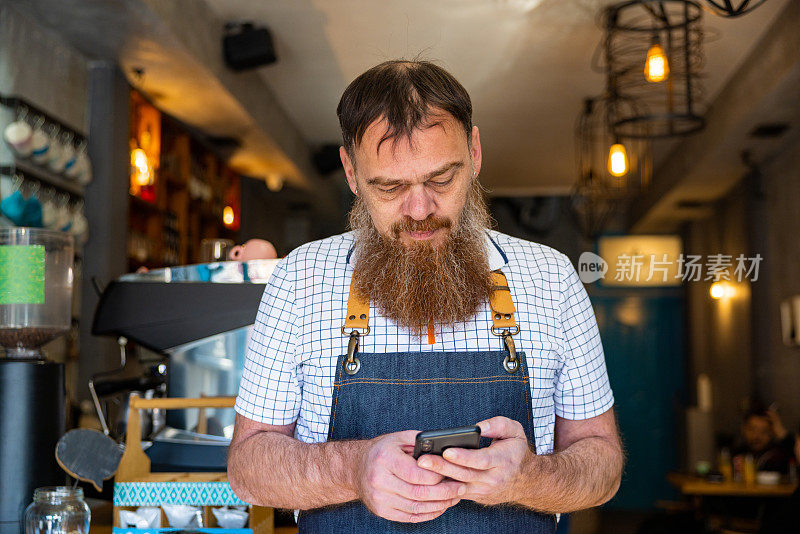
[402,185,436,221]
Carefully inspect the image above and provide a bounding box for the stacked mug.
[3,105,92,186]
[0,173,89,246]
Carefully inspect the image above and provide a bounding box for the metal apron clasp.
[501,330,519,374]
[344,331,361,375]
[491,325,520,374]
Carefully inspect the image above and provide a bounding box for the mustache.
[391,215,452,238]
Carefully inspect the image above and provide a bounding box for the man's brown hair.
[337,60,473,159]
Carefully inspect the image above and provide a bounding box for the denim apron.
[298,271,556,533]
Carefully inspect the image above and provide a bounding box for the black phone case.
[413,425,481,459]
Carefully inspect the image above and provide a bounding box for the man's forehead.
[354,114,468,164]
[746,415,770,427]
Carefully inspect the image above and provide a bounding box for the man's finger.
[384,507,449,524]
[441,447,494,470]
[391,451,444,485]
[476,416,525,440]
[392,477,466,501]
[417,453,479,482]
[388,495,461,516]
[394,429,423,446]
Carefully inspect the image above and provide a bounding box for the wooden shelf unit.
[113,395,274,533]
[127,90,240,272]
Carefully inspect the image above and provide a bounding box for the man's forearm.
[228,431,369,509]
[510,436,623,513]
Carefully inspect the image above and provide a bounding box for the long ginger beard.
[348,178,494,337]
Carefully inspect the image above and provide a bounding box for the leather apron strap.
[343,278,370,333]
[489,270,518,332]
[342,270,521,374]
[344,271,519,332]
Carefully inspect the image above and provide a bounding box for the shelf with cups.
[0,94,92,196]
[1,94,92,253]
[1,158,83,197]
[0,165,89,254]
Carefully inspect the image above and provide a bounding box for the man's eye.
[380,185,401,194]
[429,177,454,188]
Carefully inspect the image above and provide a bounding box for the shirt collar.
[346,230,508,271]
[486,231,507,271]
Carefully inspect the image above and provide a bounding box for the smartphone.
[413,425,481,459]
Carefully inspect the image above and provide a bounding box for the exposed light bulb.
[607,143,628,177]
[223,205,235,226]
[644,42,669,83]
[710,281,736,300]
[266,174,284,192]
[709,282,724,299]
[131,147,152,186]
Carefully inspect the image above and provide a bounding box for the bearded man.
[229,60,623,534]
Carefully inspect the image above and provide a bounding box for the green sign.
[0,245,45,304]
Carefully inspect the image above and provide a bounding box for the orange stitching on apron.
[337,374,530,384]
[330,372,343,436]
[523,373,533,443]
[333,378,530,387]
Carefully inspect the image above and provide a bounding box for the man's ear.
[470,125,482,176]
[340,146,358,195]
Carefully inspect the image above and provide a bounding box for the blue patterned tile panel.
[113,482,249,506]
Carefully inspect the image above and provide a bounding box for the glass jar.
[24,487,90,534]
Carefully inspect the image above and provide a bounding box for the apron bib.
[298,271,556,533]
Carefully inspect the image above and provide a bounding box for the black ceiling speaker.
[312,144,343,176]
[223,22,277,71]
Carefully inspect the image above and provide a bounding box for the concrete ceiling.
[7,0,325,192]
[10,0,792,218]
[203,0,789,195]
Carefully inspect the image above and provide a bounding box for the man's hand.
[767,407,788,440]
[358,430,466,523]
[415,416,531,505]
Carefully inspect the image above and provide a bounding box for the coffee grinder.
[0,228,73,534]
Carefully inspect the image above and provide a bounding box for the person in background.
[757,423,800,534]
[733,407,795,474]
[228,238,278,261]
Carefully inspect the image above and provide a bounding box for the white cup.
[75,151,92,185]
[41,194,57,228]
[30,128,51,164]
[71,209,89,246]
[47,139,66,173]
[65,144,86,178]
[61,144,78,177]
[3,121,33,157]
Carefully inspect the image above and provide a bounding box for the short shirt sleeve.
[553,254,614,420]
[234,258,302,425]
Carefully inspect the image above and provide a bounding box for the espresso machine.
[0,228,73,534]
[91,259,277,469]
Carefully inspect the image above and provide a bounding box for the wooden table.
[668,473,798,497]
[668,473,797,532]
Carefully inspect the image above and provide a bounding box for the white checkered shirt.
[235,229,614,454]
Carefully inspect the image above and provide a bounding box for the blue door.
[590,288,685,510]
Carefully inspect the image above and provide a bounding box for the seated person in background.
[228,238,277,261]
[733,407,794,474]
[757,424,800,534]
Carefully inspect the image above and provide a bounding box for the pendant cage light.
[704,0,767,17]
[569,179,617,240]
[576,95,652,196]
[570,95,653,238]
[603,0,706,139]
